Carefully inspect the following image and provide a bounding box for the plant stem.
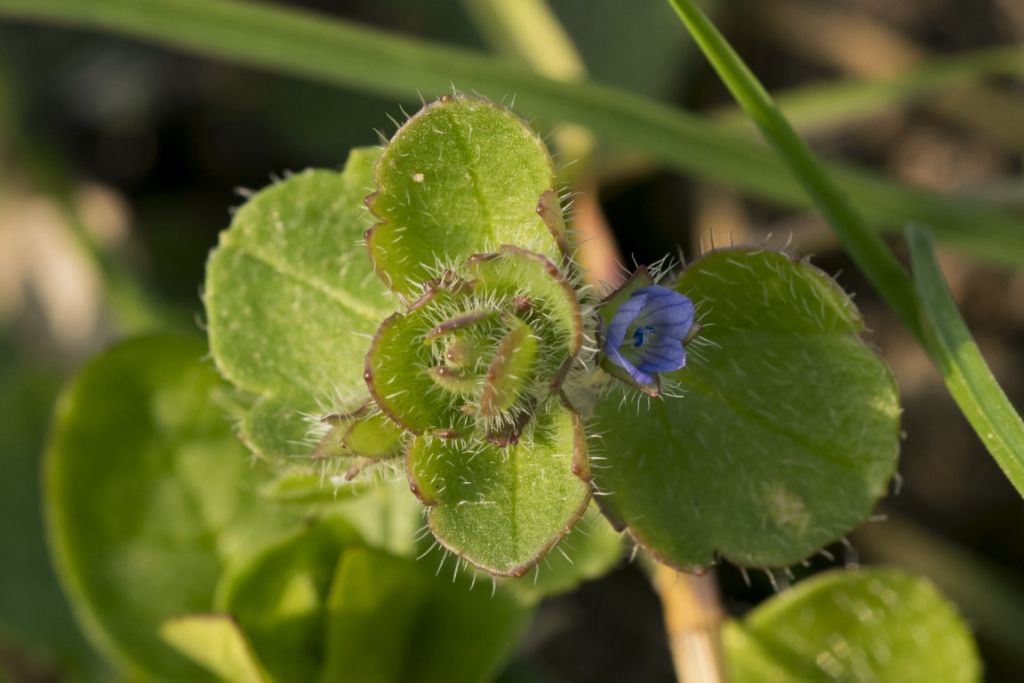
[652,563,728,683]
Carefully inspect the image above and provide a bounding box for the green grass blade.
[1,0,1023,268]
[665,0,922,336]
[717,45,1024,136]
[663,0,1024,497]
[906,224,1024,496]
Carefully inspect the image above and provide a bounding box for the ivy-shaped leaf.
[725,568,981,683]
[45,334,301,680]
[592,250,899,570]
[367,94,567,296]
[205,148,396,462]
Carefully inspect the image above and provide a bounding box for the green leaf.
[366,243,584,443]
[260,468,370,504]
[367,95,565,295]
[208,513,530,683]
[479,313,539,416]
[240,395,316,462]
[366,287,465,434]
[408,399,591,575]
[205,148,396,462]
[468,245,583,361]
[725,568,981,683]
[45,334,300,680]
[341,411,406,458]
[214,517,359,683]
[161,615,272,683]
[593,250,899,569]
[906,225,1024,497]
[263,474,424,559]
[4,0,1022,268]
[665,0,1024,500]
[508,505,623,599]
[321,546,531,683]
[318,477,425,560]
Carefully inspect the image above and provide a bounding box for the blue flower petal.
[633,336,687,373]
[605,345,657,386]
[604,290,650,349]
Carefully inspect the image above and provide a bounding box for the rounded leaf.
[592,250,900,569]
[205,148,396,461]
[367,95,566,295]
[45,334,298,680]
[725,568,981,683]
[509,505,623,599]
[408,400,592,576]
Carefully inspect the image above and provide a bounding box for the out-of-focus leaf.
[207,515,530,683]
[3,0,1023,267]
[213,518,359,683]
[321,546,531,683]
[161,615,272,683]
[725,568,981,683]
[45,334,300,680]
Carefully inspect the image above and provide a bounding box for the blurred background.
[1,0,1023,681]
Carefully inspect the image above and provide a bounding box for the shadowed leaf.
[593,250,899,569]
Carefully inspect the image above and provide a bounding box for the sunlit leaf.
[205,148,396,462]
[367,95,565,296]
[161,615,271,683]
[321,546,530,683]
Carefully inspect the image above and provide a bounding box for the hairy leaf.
[593,250,899,569]
[367,95,565,295]
[510,505,623,599]
[205,148,395,462]
[408,400,591,575]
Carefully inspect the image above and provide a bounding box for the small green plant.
[21,0,1021,681]
[204,92,902,580]
[42,91,981,682]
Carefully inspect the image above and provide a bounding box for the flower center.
[631,325,657,348]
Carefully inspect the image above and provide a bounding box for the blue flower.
[602,285,695,386]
